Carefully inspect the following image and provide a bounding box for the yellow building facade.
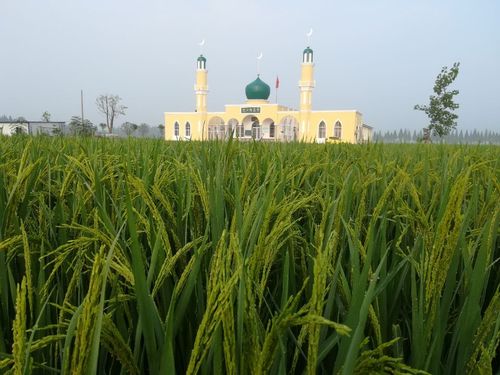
[164,46,372,143]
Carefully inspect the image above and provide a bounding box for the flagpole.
[275,75,278,104]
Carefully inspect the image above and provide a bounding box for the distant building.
[0,121,65,136]
[164,45,373,143]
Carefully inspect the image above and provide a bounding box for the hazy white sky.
[1,0,499,131]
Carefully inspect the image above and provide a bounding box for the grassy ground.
[0,136,499,374]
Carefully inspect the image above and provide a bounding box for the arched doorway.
[278,116,299,141]
[242,115,260,139]
[261,118,276,139]
[208,116,225,140]
[252,121,260,139]
[270,122,275,138]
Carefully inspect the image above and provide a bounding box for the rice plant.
[0,136,498,374]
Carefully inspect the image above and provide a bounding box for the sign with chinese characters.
[241,107,261,113]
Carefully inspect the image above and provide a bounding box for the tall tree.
[96,94,127,134]
[414,62,460,138]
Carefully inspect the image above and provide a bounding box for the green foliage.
[13,126,27,135]
[0,138,499,374]
[41,111,51,122]
[138,123,150,137]
[158,124,165,137]
[121,121,138,136]
[68,116,96,136]
[52,127,63,136]
[415,62,460,137]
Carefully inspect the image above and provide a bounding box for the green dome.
[303,46,313,54]
[245,76,270,100]
[197,55,206,62]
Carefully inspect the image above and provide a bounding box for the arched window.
[334,121,342,139]
[174,122,179,137]
[185,122,191,137]
[269,122,275,138]
[318,121,326,138]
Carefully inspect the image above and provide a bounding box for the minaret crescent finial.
[306,28,313,45]
[256,52,263,75]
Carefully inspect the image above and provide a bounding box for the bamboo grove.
[0,136,499,374]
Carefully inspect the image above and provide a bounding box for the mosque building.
[164,46,373,143]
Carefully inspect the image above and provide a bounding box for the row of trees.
[67,117,164,137]
[1,113,165,138]
[71,94,164,137]
[2,94,165,137]
[373,128,500,144]
[0,112,51,123]
[0,115,27,122]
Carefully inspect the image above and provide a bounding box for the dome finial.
[197,54,207,69]
[303,46,314,63]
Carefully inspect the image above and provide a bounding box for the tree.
[42,111,51,122]
[414,62,460,138]
[138,123,150,137]
[14,126,27,135]
[121,122,138,136]
[96,94,127,134]
[99,123,106,132]
[68,116,96,136]
[52,127,63,136]
[158,124,165,138]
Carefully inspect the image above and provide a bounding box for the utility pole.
[81,90,84,126]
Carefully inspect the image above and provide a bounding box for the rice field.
[0,136,499,374]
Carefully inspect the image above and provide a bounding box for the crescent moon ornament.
[256,52,263,75]
[198,39,205,55]
[306,28,313,44]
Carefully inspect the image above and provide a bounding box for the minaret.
[298,47,315,139]
[194,55,208,137]
[195,55,208,113]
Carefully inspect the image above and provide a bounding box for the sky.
[1,0,499,132]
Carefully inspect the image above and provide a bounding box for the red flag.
[275,76,280,89]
